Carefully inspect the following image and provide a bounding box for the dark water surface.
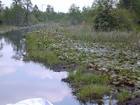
[0,27,79,105]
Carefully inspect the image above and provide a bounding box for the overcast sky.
[2,0,94,13]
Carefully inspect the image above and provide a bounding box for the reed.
[78,84,110,101]
[63,25,140,49]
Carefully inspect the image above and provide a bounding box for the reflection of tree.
[0,42,3,50]
[1,30,25,60]
[0,42,3,57]
[12,42,24,60]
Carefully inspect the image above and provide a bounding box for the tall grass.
[117,88,131,102]
[78,84,110,101]
[63,25,140,49]
[66,66,110,101]
[72,66,108,85]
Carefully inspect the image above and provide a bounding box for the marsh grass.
[63,25,140,49]
[24,33,61,66]
[78,84,110,101]
[67,66,108,85]
[117,88,131,102]
[24,25,139,103]
[66,66,110,101]
[44,51,60,65]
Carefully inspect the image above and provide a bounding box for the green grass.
[78,84,110,101]
[67,66,108,85]
[24,32,61,66]
[24,25,139,104]
[117,88,131,102]
[65,66,110,102]
[63,25,140,50]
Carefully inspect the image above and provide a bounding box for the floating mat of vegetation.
[24,25,140,104]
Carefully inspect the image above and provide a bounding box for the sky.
[2,0,94,13]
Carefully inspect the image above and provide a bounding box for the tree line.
[0,0,65,26]
[0,0,140,31]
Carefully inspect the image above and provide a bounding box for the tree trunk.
[26,5,30,26]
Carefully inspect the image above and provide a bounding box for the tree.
[82,6,95,23]
[46,5,54,13]
[93,0,117,31]
[23,0,32,26]
[0,0,4,10]
[33,5,39,12]
[12,0,22,5]
[12,0,24,26]
[131,0,140,15]
[3,7,10,24]
[69,4,82,25]
[118,0,140,26]
[0,0,4,25]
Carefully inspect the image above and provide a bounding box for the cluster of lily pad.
[24,25,140,103]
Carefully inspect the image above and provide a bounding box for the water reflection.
[0,30,25,61]
[0,63,70,104]
[0,27,116,105]
[0,29,79,105]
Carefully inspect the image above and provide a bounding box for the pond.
[0,27,80,105]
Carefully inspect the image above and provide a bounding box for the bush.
[114,8,139,31]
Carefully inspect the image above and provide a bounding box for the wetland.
[0,24,140,105]
[23,24,140,104]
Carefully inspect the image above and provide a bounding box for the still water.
[0,28,80,105]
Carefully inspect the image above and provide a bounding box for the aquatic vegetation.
[117,88,131,102]
[24,25,140,104]
[78,84,110,101]
[63,25,140,50]
[62,66,111,102]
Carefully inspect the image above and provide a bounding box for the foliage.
[68,4,82,25]
[93,0,117,31]
[24,32,61,66]
[118,0,140,27]
[24,25,140,103]
[112,8,138,31]
[1,0,140,31]
[46,5,54,13]
[0,0,3,23]
[11,3,25,26]
[23,0,32,26]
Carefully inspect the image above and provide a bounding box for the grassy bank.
[24,24,140,104]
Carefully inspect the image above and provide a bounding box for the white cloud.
[26,69,67,79]
[0,81,71,104]
[0,60,24,76]
[0,66,15,76]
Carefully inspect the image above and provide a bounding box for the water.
[0,28,79,105]
[0,27,118,105]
